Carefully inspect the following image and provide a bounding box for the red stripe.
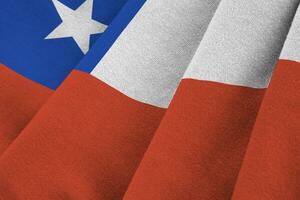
[232,60,300,199]
[0,64,52,154]
[0,70,165,199]
[124,79,265,199]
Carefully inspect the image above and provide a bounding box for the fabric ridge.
[0,0,299,199]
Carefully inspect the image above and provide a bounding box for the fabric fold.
[0,0,220,199]
[123,0,299,199]
[0,0,127,155]
[232,4,300,199]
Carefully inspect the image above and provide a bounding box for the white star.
[46,0,107,54]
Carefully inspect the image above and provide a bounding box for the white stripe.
[91,0,221,108]
[184,0,299,88]
[280,4,300,62]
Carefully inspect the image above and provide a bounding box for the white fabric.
[184,0,298,88]
[280,4,300,61]
[91,0,220,108]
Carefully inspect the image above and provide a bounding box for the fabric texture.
[0,0,139,156]
[0,0,299,199]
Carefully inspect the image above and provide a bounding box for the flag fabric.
[0,0,128,153]
[0,0,220,199]
[0,0,299,199]
[0,64,52,153]
[123,0,298,199]
[231,4,300,199]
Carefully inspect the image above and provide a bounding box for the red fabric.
[232,60,300,199]
[124,79,265,199]
[0,70,165,199]
[0,61,298,199]
[0,64,52,154]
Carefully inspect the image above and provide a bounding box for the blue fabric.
[76,0,146,73]
[0,0,127,89]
